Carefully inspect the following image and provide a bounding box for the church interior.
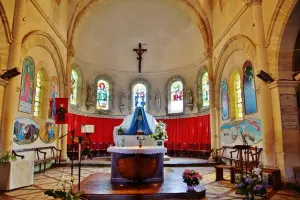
[1,0,300,199]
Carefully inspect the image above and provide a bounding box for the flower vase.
[187,184,195,191]
[156,140,163,146]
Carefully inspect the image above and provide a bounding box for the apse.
[73,0,204,74]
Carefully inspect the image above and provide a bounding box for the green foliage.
[83,147,90,156]
[151,121,168,141]
[117,127,126,135]
[0,151,16,163]
[44,176,85,200]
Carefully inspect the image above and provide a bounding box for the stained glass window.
[70,70,77,105]
[34,71,42,117]
[170,81,183,113]
[235,73,243,119]
[49,77,58,118]
[97,80,109,110]
[202,72,209,107]
[133,83,147,110]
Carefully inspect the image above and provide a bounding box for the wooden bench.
[215,165,235,183]
[262,168,281,190]
[12,146,61,173]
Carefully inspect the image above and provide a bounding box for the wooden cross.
[133,43,147,73]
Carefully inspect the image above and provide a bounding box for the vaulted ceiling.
[68,0,212,73]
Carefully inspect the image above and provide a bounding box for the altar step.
[58,156,216,167]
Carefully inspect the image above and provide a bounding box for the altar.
[108,146,166,183]
[109,107,167,183]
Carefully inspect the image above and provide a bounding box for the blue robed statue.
[125,107,152,135]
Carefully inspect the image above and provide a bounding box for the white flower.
[161,136,165,140]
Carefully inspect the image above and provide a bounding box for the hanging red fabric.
[67,113,210,150]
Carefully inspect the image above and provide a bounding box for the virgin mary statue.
[114,107,157,135]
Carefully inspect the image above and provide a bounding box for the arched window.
[243,61,257,114]
[49,77,58,118]
[97,80,110,110]
[34,71,43,117]
[235,74,243,119]
[169,80,184,114]
[133,83,147,110]
[70,69,78,105]
[202,72,209,107]
[229,71,243,120]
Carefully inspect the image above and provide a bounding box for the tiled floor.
[0,166,300,200]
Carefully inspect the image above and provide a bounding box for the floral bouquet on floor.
[182,169,203,189]
[235,168,268,199]
[151,121,168,146]
[44,175,85,200]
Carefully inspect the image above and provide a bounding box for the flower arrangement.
[44,175,85,200]
[235,168,268,199]
[117,127,126,135]
[0,151,16,163]
[150,121,168,141]
[182,169,203,186]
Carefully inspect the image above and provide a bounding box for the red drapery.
[67,113,210,149]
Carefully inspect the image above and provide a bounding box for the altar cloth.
[107,146,167,155]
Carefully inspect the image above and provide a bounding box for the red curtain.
[160,115,211,150]
[67,113,210,149]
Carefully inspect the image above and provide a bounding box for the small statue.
[86,84,96,109]
[119,90,126,113]
[154,90,161,113]
[184,88,193,111]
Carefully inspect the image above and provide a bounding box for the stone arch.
[266,1,299,80]
[0,2,12,44]
[214,35,256,102]
[69,0,212,51]
[165,76,185,115]
[196,66,209,112]
[21,31,65,97]
[94,74,115,113]
[129,78,151,113]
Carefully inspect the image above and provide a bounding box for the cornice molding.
[30,0,67,48]
[268,80,300,89]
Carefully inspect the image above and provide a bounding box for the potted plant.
[82,147,91,160]
[44,175,85,200]
[150,121,168,146]
[235,168,268,199]
[117,127,125,135]
[182,169,203,191]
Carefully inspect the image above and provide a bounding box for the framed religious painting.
[19,56,35,113]
[49,77,58,119]
[243,61,257,115]
[221,79,229,120]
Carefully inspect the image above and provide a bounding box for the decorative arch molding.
[69,0,212,50]
[214,35,256,100]
[94,74,115,113]
[165,75,185,115]
[70,62,84,108]
[0,2,13,44]
[129,78,151,113]
[196,66,209,112]
[266,0,299,80]
[21,31,65,96]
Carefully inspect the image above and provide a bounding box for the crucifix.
[133,43,147,73]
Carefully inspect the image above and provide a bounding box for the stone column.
[0,0,27,151]
[206,52,217,150]
[60,46,75,161]
[249,0,276,167]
